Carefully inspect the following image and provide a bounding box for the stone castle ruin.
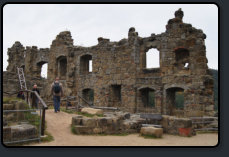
[4,9,215,117]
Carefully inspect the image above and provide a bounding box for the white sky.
[3,4,218,77]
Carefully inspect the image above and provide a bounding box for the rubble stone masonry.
[4,9,215,117]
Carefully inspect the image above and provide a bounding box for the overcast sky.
[3,4,218,77]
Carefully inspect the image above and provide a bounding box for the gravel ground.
[28,109,218,146]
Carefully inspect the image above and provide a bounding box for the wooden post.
[26,91,29,104]
[41,108,46,136]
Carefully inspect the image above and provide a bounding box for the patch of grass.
[71,125,77,134]
[61,108,77,114]
[140,134,162,139]
[41,131,54,142]
[3,97,22,104]
[24,111,41,129]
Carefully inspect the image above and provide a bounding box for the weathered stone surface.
[72,116,83,125]
[81,107,103,115]
[7,124,37,142]
[73,125,93,134]
[4,8,215,118]
[140,126,163,138]
[161,115,193,136]
[3,104,15,110]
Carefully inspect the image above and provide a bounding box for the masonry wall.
[4,9,215,117]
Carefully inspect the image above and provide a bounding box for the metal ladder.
[17,67,27,90]
[17,67,31,107]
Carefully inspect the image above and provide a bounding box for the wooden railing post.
[41,107,46,136]
[26,91,29,104]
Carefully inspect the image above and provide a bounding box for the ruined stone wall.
[6,41,25,73]
[4,9,215,117]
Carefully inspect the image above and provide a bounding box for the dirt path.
[29,109,218,146]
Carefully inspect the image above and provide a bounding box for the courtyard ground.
[28,109,218,146]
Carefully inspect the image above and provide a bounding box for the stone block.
[3,127,11,142]
[185,111,204,117]
[93,127,103,134]
[73,125,93,134]
[11,124,37,141]
[72,116,83,125]
[161,115,193,135]
[81,107,103,115]
[140,126,163,138]
[205,105,214,111]
[15,101,27,110]
[3,104,15,110]
[82,118,97,127]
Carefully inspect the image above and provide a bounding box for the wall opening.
[20,65,25,72]
[139,88,155,108]
[82,88,94,106]
[41,63,48,78]
[57,56,67,80]
[166,87,184,116]
[80,55,92,74]
[174,48,190,69]
[109,85,121,106]
[146,49,160,69]
[89,60,92,72]
[37,61,48,78]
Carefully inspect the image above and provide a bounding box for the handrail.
[18,89,48,136]
[20,90,48,109]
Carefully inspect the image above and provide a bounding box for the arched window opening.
[41,63,48,78]
[174,48,190,69]
[37,61,48,78]
[80,55,92,74]
[146,49,160,69]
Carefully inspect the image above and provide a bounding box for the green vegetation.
[24,111,41,130]
[71,125,76,134]
[3,97,25,104]
[61,108,77,114]
[210,69,218,111]
[41,131,54,142]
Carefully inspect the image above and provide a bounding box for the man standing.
[51,77,63,113]
[31,84,40,108]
